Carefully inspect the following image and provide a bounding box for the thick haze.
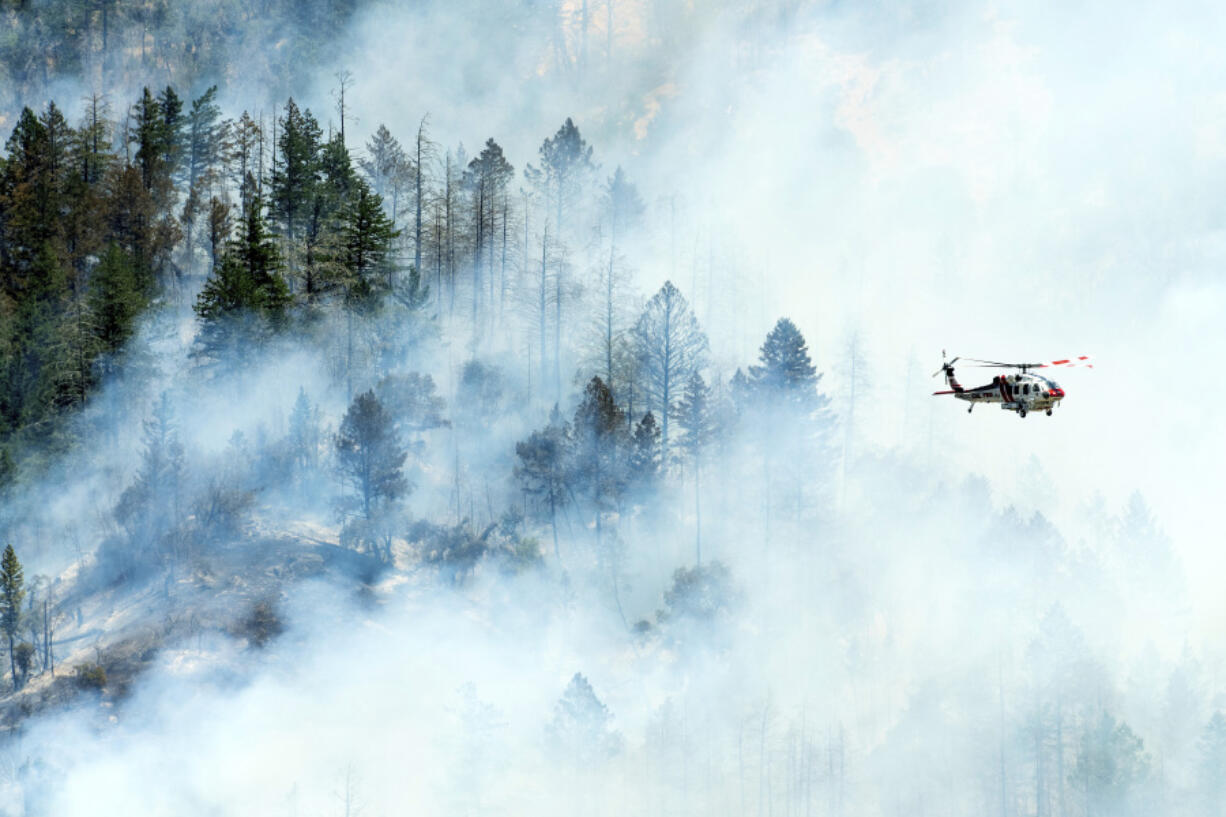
[0,0,1222,815]
[312,0,1226,610]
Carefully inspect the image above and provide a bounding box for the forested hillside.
[0,2,1223,816]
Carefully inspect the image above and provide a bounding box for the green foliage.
[1072,712,1150,816]
[631,281,708,452]
[193,196,290,364]
[514,406,571,559]
[745,317,828,415]
[547,672,622,766]
[12,642,33,681]
[1198,712,1226,816]
[525,118,595,233]
[334,179,399,311]
[0,543,24,690]
[0,448,14,495]
[270,99,322,243]
[240,601,284,648]
[658,561,738,625]
[335,390,408,519]
[0,544,25,643]
[73,663,107,690]
[374,372,448,436]
[570,376,630,515]
[90,244,146,354]
[114,392,185,567]
[675,371,715,462]
[0,90,178,464]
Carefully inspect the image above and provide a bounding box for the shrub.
[73,663,106,690]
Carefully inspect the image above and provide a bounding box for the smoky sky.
[0,1,1222,815]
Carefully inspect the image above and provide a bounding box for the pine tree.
[525,118,595,235]
[0,544,25,691]
[335,178,399,306]
[1072,712,1150,817]
[193,195,289,364]
[547,672,621,766]
[514,406,571,561]
[464,138,514,331]
[335,390,408,519]
[270,99,322,243]
[360,124,404,203]
[181,85,227,275]
[631,281,708,457]
[746,318,830,417]
[412,116,435,280]
[630,411,661,484]
[115,392,186,566]
[571,377,629,548]
[89,243,145,354]
[1198,712,1226,817]
[0,449,15,498]
[286,388,320,485]
[595,167,643,392]
[675,371,715,563]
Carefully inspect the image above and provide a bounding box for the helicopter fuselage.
[935,367,1066,417]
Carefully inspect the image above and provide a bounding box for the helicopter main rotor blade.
[964,358,1044,369]
[961,355,1092,370]
[1045,355,1093,368]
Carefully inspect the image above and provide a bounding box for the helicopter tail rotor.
[932,353,963,392]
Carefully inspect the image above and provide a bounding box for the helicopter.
[932,352,1091,418]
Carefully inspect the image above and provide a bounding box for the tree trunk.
[549,493,560,561]
[539,227,548,396]
[415,119,424,277]
[606,244,614,388]
[554,246,562,402]
[694,460,702,565]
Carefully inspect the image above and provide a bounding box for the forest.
[0,1,1222,816]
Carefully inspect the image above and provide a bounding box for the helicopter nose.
[1050,387,1065,399]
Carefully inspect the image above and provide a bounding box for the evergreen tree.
[115,392,186,566]
[89,243,145,354]
[747,317,824,410]
[525,117,594,235]
[658,561,737,625]
[675,371,715,563]
[335,390,408,519]
[360,124,405,203]
[287,387,321,477]
[464,138,514,329]
[571,377,629,546]
[0,544,25,691]
[547,672,622,766]
[193,195,289,363]
[595,166,643,392]
[181,85,227,275]
[1198,712,1226,817]
[0,449,15,498]
[514,406,571,561]
[1071,712,1150,817]
[629,411,661,485]
[631,281,708,457]
[131,86,184,210]
[335,178,399,307]
[374,372,448,437]
[270,99,322,243]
